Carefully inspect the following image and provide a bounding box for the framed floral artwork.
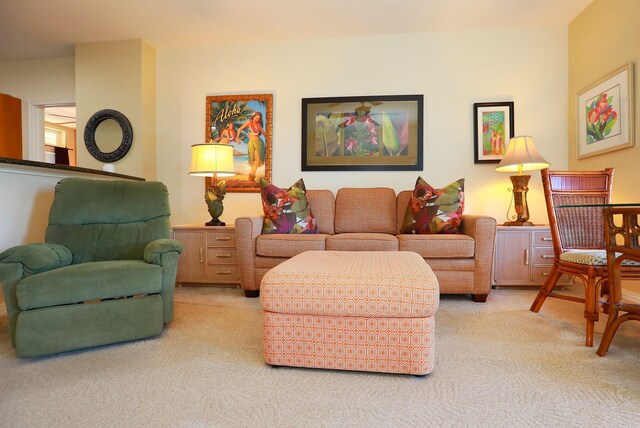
[205,94,272,192]
[576,63,634,159]
[301,95,423,171]
[473,101,514,163]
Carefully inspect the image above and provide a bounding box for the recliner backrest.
[45,178,171,264]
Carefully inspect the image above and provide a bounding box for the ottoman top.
[260,251,439,318]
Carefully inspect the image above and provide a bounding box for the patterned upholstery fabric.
[261,251,439,375]
[260,178,319,235]
[400,177,465,234]
[560,249,640,266]
[397,234,475,258]
[256,234,327,257]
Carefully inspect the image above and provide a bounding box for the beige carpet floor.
[0,285,639,427]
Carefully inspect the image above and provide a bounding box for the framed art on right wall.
[576,62,634,159]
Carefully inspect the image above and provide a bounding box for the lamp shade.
[494,136,549,173]
[189,143,235,177]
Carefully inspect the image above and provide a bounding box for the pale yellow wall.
[568,0,640,202]
[75,40,156,179]
[0,57,75,102]
[157,27,570,227]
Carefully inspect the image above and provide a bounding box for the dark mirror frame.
[84,109,133,163]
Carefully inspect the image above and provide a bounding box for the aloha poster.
[205,94,272,192]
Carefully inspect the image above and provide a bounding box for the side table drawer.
[207,230,236,247]
[533,231,554,248]
[207,248,239,265]
[207,265,240,282]
[531,247,555,265]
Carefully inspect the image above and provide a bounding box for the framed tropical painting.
[576,63,634,159]
[301,95,423,171]
[205,94,272,192]
[473,102,514,163]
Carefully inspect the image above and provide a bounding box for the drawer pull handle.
[215,254,232,258]
[542,273,550,277]
[541,255,554,259]
[216,270,232,275]
[542,237,552,241]
[199,248,204,263]
[524,249,529,265]
[215,237,232,241]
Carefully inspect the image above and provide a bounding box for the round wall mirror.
[84,109,133,163]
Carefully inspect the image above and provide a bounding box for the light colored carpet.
[1,285,639,427]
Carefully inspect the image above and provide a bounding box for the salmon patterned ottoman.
[260,251,440,375]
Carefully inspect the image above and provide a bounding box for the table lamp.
[189,143,235,226]
[495,136,549,226]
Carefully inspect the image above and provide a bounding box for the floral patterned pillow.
[400,177,465,234]
[260,178,319,234]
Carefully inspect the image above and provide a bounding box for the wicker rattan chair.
[597,207,640,356]
[530,168,634,347]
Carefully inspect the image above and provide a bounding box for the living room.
[0,0,639,425]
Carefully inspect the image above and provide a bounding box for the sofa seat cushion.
[326,233,398,251]
[16,260,162,310]
[398,234,474,258]
[256,234,327,258]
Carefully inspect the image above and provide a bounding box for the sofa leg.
[472,293,488,303]
[244,290,260,298]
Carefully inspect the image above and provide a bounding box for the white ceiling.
[0,0,594,62]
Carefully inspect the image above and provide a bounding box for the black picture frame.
[302,95,423,171]
[473,101,514,164]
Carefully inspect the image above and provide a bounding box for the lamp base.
[503,220,534,226]
[205,218,226,227]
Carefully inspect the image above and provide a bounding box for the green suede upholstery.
[0,178,183,358]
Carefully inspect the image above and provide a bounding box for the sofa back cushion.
[335,188,396,234]
[307,190,335,235]
[45,178,171,264]
[396,190,412,234]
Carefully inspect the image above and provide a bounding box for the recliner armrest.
[0,243,72,276]
[144,239,184,265]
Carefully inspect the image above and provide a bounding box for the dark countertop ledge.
[0,157,144,181]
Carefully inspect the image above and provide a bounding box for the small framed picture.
[576,62,634,159]
[301,95,423,171]
[473,102,514,163]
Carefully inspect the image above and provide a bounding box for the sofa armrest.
[144,239,184,265]
[460,215,497,297]
[235,216,264,293]
[0,243,72,276]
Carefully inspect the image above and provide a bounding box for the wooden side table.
[493,225,570,288]
[171,224,240,287]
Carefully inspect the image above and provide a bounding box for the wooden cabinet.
[171,225,240,286]
[493,225,570,287]
[0,93,23,160]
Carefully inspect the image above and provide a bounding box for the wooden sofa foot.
[244,290,260,298]
[472,294,488,303]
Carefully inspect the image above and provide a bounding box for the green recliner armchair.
[0,178,183,358]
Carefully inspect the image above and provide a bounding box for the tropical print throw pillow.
[260,178,319,234]
[400,177,465,234]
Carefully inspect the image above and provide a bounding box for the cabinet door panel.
[174,230,207,281]
[495,231,531,283]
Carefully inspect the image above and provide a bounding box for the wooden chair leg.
[584,276,599,347]
[530,264,562,313]
[596,305,621,357]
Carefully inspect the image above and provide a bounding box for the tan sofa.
[235,187,497,301]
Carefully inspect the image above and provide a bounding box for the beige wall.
[75,40,157,179]
[157,27,570,227]
[568,0,640,202]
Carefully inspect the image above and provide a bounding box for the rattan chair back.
[541,168,613,255]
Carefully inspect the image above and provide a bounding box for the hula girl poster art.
[205,94,272,192]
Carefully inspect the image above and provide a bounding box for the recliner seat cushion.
[17,260,162,310]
